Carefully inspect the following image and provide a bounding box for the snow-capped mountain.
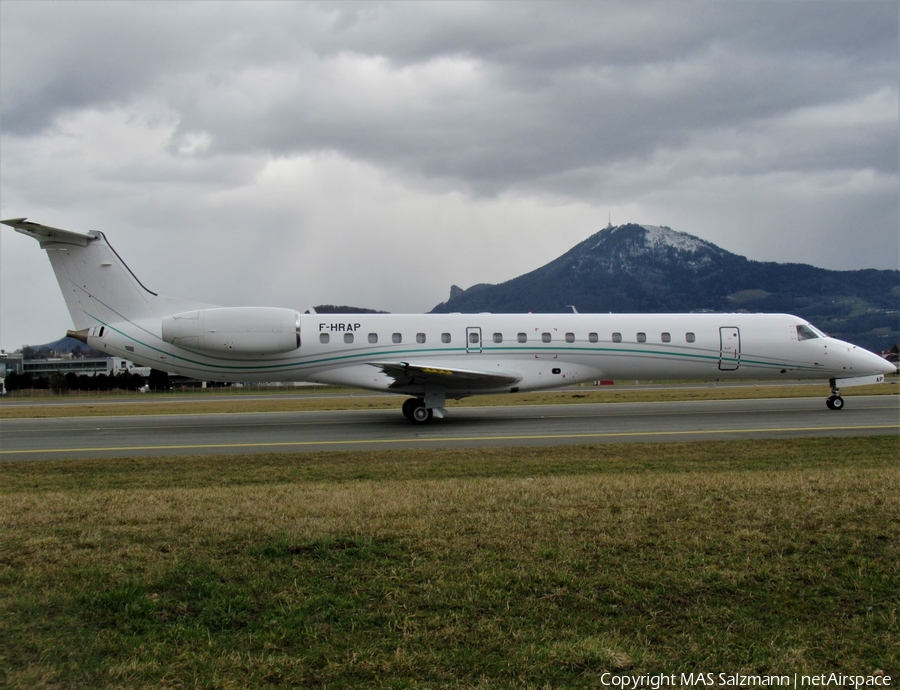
[431,224,899,351]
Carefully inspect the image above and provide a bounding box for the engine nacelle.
[161,307,301,356]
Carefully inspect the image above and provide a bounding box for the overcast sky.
[1,0,898,351]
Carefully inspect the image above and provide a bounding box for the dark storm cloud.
[219,2,895,196]
[4,1,896,194]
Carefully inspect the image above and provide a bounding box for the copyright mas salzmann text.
[599,673,892,688]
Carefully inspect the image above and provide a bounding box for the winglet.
[1,217,97,248]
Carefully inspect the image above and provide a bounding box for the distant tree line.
[19,343,105,359]
[4,371,150,393]
[313,305,391,314]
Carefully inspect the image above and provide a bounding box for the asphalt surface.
[0,381,832,409]
[2,395,898,461]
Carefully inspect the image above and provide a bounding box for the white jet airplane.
[4,218,894,423]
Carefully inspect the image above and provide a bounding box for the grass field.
[2,438,898,688]
[1,379,896,419]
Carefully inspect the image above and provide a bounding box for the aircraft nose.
[857,346,896,376]
[838,341,896,376]
[877,354,897,375]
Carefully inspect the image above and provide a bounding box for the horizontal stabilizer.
[2,218,97,248]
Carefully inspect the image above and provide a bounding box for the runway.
[2,395,898,461]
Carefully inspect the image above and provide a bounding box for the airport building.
[22,357,151,378]
[0,352,24,378]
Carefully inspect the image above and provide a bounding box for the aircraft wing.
[370,361,522,392]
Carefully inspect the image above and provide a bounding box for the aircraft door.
[466,327,483,353]
[719,327,740,370]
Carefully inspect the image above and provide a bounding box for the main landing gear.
[401,390,448,424]
[402,397,433,424]
[826,379,844,411]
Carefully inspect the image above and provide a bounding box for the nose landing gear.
[826,379,844,410]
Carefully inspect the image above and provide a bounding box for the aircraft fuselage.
[87,311,886,394]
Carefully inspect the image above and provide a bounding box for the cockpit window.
[796,324,819,341]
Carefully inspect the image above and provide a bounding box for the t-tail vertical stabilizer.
[2,218,213,337]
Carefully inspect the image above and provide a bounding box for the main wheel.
[402,398,420,421]
[411,404,433,424]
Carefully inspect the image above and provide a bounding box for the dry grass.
[2,438,899,687]
[1,380,896,419]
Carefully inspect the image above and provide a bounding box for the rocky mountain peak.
[569,224,729,272]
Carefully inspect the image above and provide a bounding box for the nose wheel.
[826,379,844,410]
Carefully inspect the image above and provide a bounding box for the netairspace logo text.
[598,672,893,689]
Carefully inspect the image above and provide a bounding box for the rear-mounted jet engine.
[161,307,301,356]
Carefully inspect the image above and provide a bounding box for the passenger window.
[469,331,480,344]
[612,333,622,343]
[796,325,819,341]
[417,333,426,344]
[344,333,354,344]
[589,333,598,343]
[661,332,671,343]
[686,332,696,343]
[392,333,402,344]
[542,332,552,343]
[368,333,378,344]
[320,333,330,344]
[442,333,451,343]
[565,333,575,343]
[493,333,503,343]
[517,333,527,343]
[637,332,647,343]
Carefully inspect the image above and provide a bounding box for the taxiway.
[1,395,897,461]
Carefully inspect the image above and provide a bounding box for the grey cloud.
[2,0,895,199]
[0,2,897,199]
[1,3,176,133]
[153,2,896,198]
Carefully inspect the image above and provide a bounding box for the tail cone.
[67,328,89,344]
